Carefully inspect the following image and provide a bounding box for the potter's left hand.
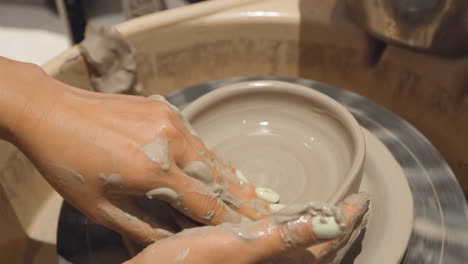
[126,193,370,264]
[0,57,274,245]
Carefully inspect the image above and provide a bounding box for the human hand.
[1,59,276,244]
[126,193,370,264]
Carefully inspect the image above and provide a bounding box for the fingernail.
[269,203,286,212]
[311,216,343,239]
[256,187,280,203]
[344,192,370,208]
[235,170,250,184]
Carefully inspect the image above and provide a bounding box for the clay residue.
[173,222,258,242]
[273,202,346,230]
[201,154,242,186]
[99,173,123,187]
[252,200,270,215]
[183,161,214,184]
[281,216,309,248]
[255,187,280,203]
[51,165,85,183]
[182,159,241,209]
[203,210,215,221]
[146,187,179,202]
[142,139,170,171]
[79,24,142,95]
[235,169,250,184]
[219,191,241,208]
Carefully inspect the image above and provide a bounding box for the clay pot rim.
[182,80,366,204]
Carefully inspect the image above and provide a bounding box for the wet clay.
[50,165,85,183]
[172,222,258,242]
[183,161,214,184]
[99,173,123,187]
[273,202,346,230]
[252,200,271,215]
[142,139,170,171]
[255,187,280,204]
[79,24,142,95]
[269,203,286,212]
[203,210,215,221]
[146,187,179,202]
[172,202,345,244]
[235,169,250,184]
[182,160,242,209]
[311,216,342,239]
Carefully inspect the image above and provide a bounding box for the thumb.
[240,192,370,262]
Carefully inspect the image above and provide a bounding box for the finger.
[145,166,246,225]
[306,192,371,261]
[168,206,201,229]
[176,142,274,221]
[126,194,369,264]
[240,192,370,262]
[93,197,176,245]
[146,193,369,263]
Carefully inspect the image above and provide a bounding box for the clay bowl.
[182,80,365,205]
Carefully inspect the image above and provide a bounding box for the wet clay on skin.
[236,168,282,206]
[272,202,346,240]
[169,201,345,243]
[255,187,280,204]
[146,187,179,202]
[183,161,215,184]
[142,139,171,171]
[269,203,286,212]
[99,173,123,187]
[182,160,241,210]
[235,169,249,184]
[49,165,86,183]
[171,222,259,242]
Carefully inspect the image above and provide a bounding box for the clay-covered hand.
[0,59,273,244]
[126,193,369,264]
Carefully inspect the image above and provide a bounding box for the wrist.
[0,57,65,142]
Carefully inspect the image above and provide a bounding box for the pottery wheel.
[57,77,468,264]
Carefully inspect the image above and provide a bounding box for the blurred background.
[0,0,203,65]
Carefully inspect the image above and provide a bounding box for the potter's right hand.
[0,57,274,244]
[126,193,370,264]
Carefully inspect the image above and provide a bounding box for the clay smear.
[142,139,170,171]
[256,187,280,203]
[269,203,286,212]
[53,165,86,183]
[99,173,123,187]
[183,161,214,184]
[235,169,250,184]
[146,187,179,202]
[273,202,346,230]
